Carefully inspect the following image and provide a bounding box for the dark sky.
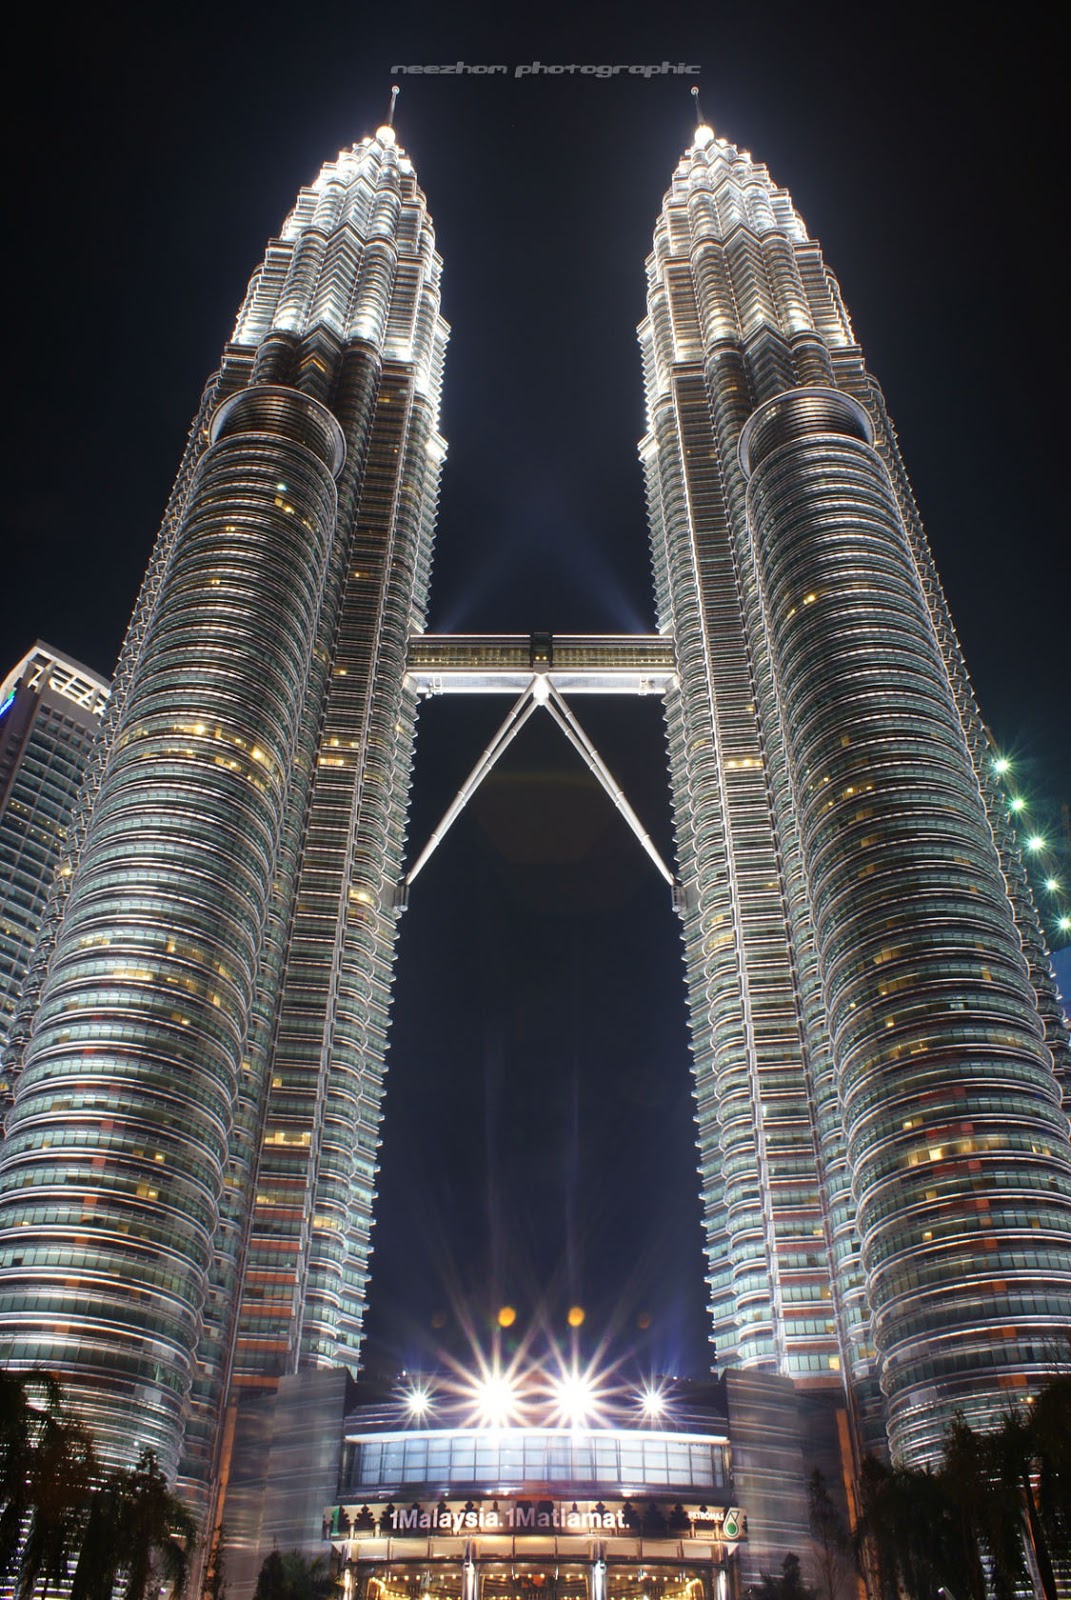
[4,2,1068,1385]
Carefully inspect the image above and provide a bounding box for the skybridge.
[402,632,680,899]
[405,631,677,696]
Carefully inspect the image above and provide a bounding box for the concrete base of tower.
[223,1366,352,1597]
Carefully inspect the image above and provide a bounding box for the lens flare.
[638,1381,668,1420]
[473,1370,519,1427]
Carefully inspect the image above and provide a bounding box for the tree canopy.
[854,1379,1071,1600]
[252,1548,335,1600]
[1,1372,196,1600]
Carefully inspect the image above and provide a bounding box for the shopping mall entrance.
[346,1559,728,1600]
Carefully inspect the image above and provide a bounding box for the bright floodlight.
[1046,878,1060,893]
[1010,796,1026,813]
[1026,835,1045,853]
[553,1371,596,1426]
[1060,916,1071,934]
[475,1371,518,1428]
[993,756,1011,774]
[639,1383,667,1420]
[404,1383,431,1419]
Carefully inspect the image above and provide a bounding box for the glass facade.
[344,1552,723,1600]
[640,126,1071,1462]
[342,1429,730,1495]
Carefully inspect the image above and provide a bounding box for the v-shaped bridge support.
[405,674,676,893]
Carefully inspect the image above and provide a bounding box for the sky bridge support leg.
[405,676,677,894]
[543,682,675,888]
[405,686,540,886]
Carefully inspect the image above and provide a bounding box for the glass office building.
[0,644,109,1064]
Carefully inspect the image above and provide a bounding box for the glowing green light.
[1059,916,1071,934]
[1026,836,1045,853]
[1009,796,1026,813]
[1046,878,1060,893]
[993,756,1011,774]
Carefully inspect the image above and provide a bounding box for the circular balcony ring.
[210,384,346,478]
[738,386,873,478]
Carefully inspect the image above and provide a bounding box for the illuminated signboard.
[327,1498,745,1543]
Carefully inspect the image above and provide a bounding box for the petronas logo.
[723,1509,741,1540]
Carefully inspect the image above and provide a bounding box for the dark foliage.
[753,1553,817,1600]
[252,1548,335,1600]
[1,1374,196,1600]
[853,1380,1071,1600]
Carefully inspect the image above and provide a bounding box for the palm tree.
[1,1368,96,1596]
[940,1416,1029,1600]
[1031,1374,1071,1571]
[70,1450,197,1600]
[119,1450,197,1600]
[14,1406,97,1599]
[852,1384,1071,1600]
[853,1451,982,1600]
[853,1454,946,1600]
[986,1405,1058,1600]
[69,1472,125,1600]
[1,1368,36,1580]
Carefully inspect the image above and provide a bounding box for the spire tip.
[690,84,714,145]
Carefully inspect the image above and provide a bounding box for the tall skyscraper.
[0,108,1069,1563]
[0,645,109,1062]
[640,119,1071,1463]
[0,121,447,1500]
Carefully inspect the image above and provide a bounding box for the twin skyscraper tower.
[1,112,1069,1519]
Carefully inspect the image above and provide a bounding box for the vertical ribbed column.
[740,387,1071,1461]
[0,386,344,1474]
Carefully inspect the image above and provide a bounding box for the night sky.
[5,4,1068,1386]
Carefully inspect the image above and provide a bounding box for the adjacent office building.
[0,644,109,1064]
[0,112,1069,1584]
